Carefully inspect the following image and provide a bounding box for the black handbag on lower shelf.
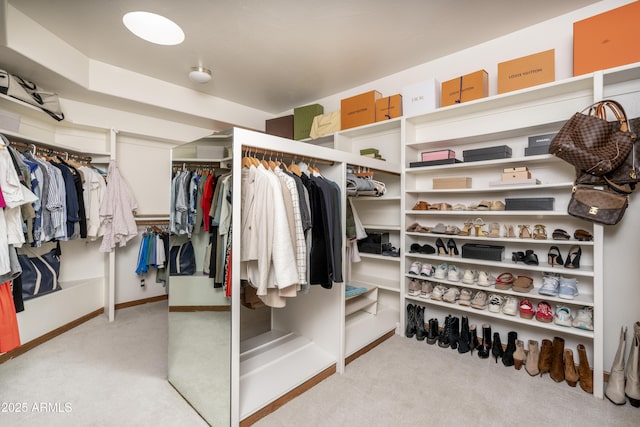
[18,241,62,300]
[169,240,197,276]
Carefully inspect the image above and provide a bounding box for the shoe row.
[407,279,593,331]
[404,305,594,393]
[411,200,505,211]
[606,322,640,407]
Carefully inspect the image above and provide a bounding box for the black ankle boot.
[438,315,451,348]
[492,332,504,363]
[405,304,416,338]
[469,323,479,356]
[449,316,460,350]
[426,318,439,345]
[415,306,428,341]
[478,323,492,359]
[457,316,470,354]
[502,331,517,367]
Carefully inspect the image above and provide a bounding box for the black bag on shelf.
[169,240,196,276]
[18,242,62,300]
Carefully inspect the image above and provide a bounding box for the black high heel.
[564,245,581,269]
[447,239,459,256]
[524,249,539,266]
[492,332,504,363]
[435,238,447,255]
[547,246,563,267]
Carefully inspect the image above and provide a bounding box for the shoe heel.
[567,379,578,388]
[629,397,640,408]
[514,360,523,370]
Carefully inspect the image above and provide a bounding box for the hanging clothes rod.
[8,139,93,163]
[135,219,170,226]
[242,145,334,166]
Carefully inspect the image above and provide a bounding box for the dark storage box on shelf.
[463,145,512,162]
[505,197,555,211]
[265,115,294,139]
[461,243,505,262]
[357,233,390,254]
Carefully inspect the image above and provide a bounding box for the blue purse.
[18,242,62,300]
[169,240,196,276]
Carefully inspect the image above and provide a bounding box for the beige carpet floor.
[1,301,639,426]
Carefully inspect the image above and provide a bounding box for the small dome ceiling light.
[189,66,212,84]
[123,11,185,45]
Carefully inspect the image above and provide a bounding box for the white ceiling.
[5,0,598,116]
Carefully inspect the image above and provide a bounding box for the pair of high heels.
[548,245,581,268]
[436,238,459,256]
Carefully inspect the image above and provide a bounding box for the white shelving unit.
[398,67,634,400]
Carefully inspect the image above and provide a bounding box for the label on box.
[528,132,557,147]
[498,49,555,94]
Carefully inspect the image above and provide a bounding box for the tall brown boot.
[550,337,565,382]
[577,344,593,394]
[538,339,553,377]
[513,340,526,370]
[564,349,579,387]
[526,340,540,376]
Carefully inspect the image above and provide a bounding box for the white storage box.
[402,79,439,117]
[196,145,227,159]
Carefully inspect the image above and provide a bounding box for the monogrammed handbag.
[549,100,636,176]
[567,185,629,225]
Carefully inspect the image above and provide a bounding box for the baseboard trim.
[115,294,168,310]
[0,308,103,364]
[240,365,336,426]
[169,305,231,312]
[346,329,395,366]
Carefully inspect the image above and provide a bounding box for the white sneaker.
[502,296,519,316]
[470,291,488,310]
[458,288,474,306]
[409,261,422,276]
[447,265,461,282]
[408,279,421,296]
[555,305,573,327]
[431,285,447,301]
[420,263,435,277]
[477,271,495,287]
[419,281,433,299]
[434,263,448,280]
[572,306,594,331]
[443,287,460,303]
[462,269,477,284]
[488,294,504,313]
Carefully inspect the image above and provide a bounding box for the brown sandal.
[412,201,429,210]
[532,224,547,240]
[518,224,532,239]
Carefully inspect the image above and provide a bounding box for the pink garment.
[0,183,5,208]
[99,161,138,252]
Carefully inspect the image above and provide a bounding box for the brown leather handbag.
[567,185,629,225]
[549,100,636,176]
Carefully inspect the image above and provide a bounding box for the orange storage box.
[573,2,640,76]
[441,70,488,107]
[498,49,555,94]
[341,90,382,130]
[375,94,402,122]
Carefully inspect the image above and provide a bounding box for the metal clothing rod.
[8,139,93,163]
[242,145,334,166]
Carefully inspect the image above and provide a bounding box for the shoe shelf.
[404,273,594,307]
[363,224,402,232]
[404,293,594,339]
[350,274,400,293]
[359,253,401,262]
[406,210,572,217]
[351,196,402,202]
[405,232,595,247]
[405,182,574,194]
[406,253,594,278]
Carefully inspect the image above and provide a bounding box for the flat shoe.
[431,223,447,234]
[490,200,505,211]
[574,229,593,241]
[412,201,429,210]
[475,200,491,211]
[512,275,534,293]
[495,272,515,290]
[552,228,570,240]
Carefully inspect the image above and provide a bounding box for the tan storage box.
[502,171,532,181]
[375,94,402,121]
[341,90,382,130]
[498,49,555,94]
[433,177,472,189]
[441,70,488,107]
[573,2,640,76]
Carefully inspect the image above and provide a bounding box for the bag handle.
[586,99,629,132]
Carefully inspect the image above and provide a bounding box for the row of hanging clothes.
[134,223,170,286]
[346,166,386,197]
[168,162,232,293]
[240,147,343,308]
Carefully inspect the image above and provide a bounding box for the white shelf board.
[338,117,402,138]
[173,156,232,163]
[405,182,573,193]
[350,275,400,292]
[239,331,336,419]
[405,210,571,217]
[350,196,402,202]
[358,253,401,262]
[362,224,402,231]
[405,154,561,173]
[405,294,593,339]
[404,273,594,307]
[345,305,398,357]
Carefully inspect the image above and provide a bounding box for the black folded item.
[461,243,504,262]
[409,158,463,168]
[463,145,512,162]
[357,233,390,254]
[505,197,554,211]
